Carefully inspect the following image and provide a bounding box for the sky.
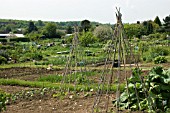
[0,0,170,24]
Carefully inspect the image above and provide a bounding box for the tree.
[143,21,154,35]
[93,25,113,41]
[147,21,154,34]
[154,16,162,26]
[56,29,66,38]
[163,15,170,32]
[36,20,44,26]
[43,23,57,38]
[66,26,73,34]
[81,20,91,32]
[124,24,146,38]
[5,25,12,33]
[28,21,37,33]
[27,31,42,41]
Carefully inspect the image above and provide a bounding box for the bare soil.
[1,62,168,113]
[1,85,116,113]
[1,85,144,113]
[0,67,62,81]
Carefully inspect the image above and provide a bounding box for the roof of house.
[0,34,24,37]
[0,34,10,37]
[14,34,24,37]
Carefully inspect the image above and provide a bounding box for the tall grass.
[38,71,97,84]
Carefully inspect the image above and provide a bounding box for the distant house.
[0,34,24,38]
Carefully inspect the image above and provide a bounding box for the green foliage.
[146,33,166,40]
[0,78,124,93]
[65,35,74,43]
[154,56,167,64]
[154,16,162,26]
[0,38,7,42]
[35,56,66,66]
[0,89,10,112]
[163,15,170,32]
[138,41,149,53]
[35,20,44,26]
[38,75,62,83]
[43,23,57,38]
[79,31,97,47]
[38,71,95,84]
[9,37,30,42]
[0,50,8,64]
[103,40,114,52]
[150,46,169,56]
[81,20,91,32]
[56,29,66,38]
[147,22,154,35]
[19,52,43,62]
[66,26,73,34]
[143,46,169,62]
[113,67,170,112]
[0,45,12,50]
[124,24,146,38]
[27,32,42,41]
[26,21,38,34]
[0,56,7,64]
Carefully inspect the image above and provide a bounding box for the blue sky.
[0,0,170,24]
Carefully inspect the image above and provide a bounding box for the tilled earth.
[1,85,144,113]
[1,85,116,113]
[0,66,153,113]
[0,67,62,81]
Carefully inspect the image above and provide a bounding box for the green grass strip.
[0,78,125,92]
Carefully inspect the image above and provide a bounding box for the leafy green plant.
[20,52,43,62]
[79,31,98,47]
[0,56,7,64]
[0,89,10,112]
[144,46,169,62]
[113,66,170,112]
[154,56,167,64]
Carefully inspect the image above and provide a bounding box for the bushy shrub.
[27,32,43,41]
[10,37,30,42]
[0,38,7,42]
[147,33,167,40]
[79,31,98,47]
[138,41,150,53]
[0,50,9,59]
[0,45,12,50]
[154,56,167,64]
[0,89,10,112]
[0,56,7,64]
[150,46,169,56]
[143,46,169,62]
[19,52,43,62]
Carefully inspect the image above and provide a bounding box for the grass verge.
[0,78,125,92]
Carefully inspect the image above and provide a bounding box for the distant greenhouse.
[0,34,24,38]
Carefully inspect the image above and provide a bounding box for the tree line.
[0,15,169,43]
